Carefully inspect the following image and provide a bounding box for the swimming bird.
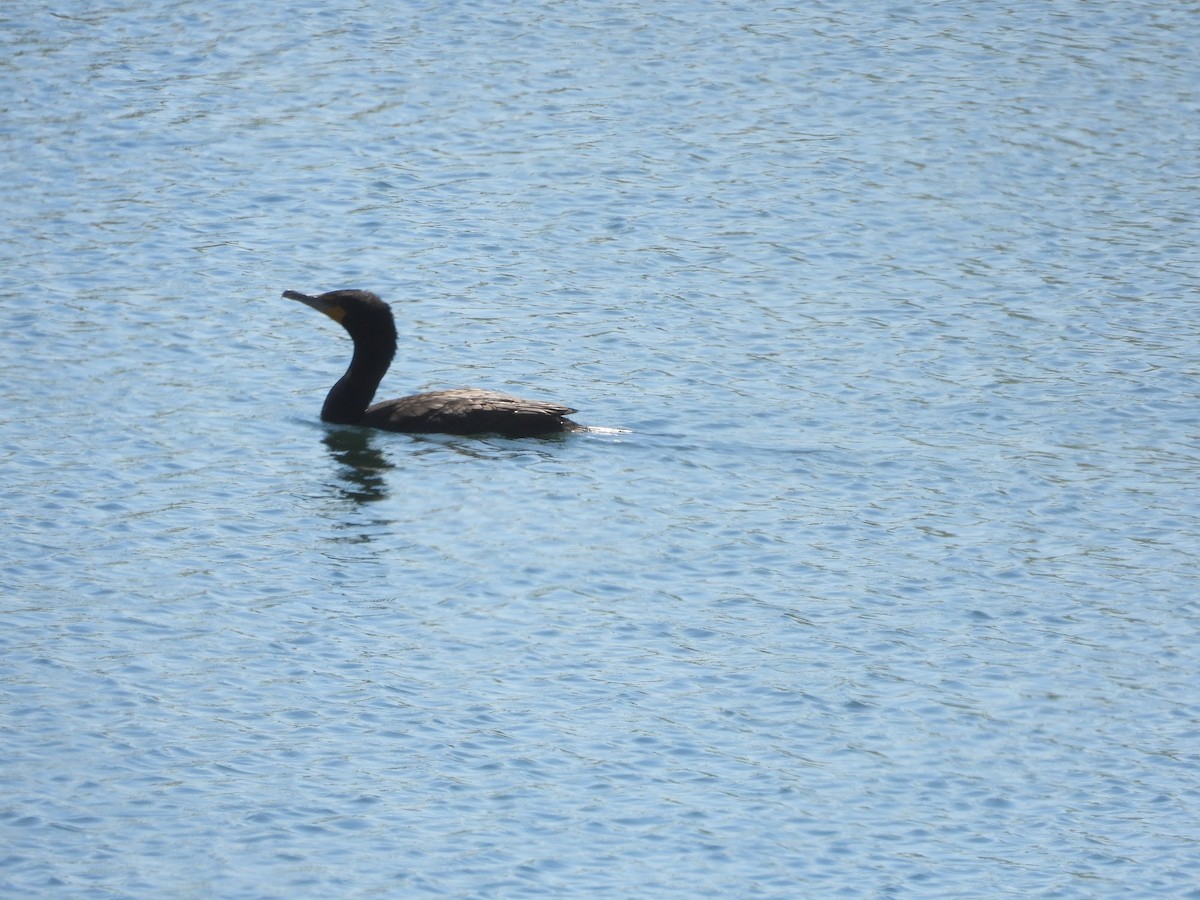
[283,289,581,437]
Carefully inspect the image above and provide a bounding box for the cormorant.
[283,289,581,437]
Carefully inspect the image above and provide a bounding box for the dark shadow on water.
[322,427,394,504]
[319,423,623,508]
[320,425,575,503]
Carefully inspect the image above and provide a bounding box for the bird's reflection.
[322,427,393,504]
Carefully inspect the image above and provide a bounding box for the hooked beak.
[283,290,345,323]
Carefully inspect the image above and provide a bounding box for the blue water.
[3,1,1200,896]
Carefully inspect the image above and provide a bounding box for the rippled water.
[3,1,1200,896]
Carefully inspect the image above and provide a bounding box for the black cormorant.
[283,289,581,437]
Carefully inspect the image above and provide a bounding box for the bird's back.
[360,388,579,437]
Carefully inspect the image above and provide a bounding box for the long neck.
[321,332,395,424]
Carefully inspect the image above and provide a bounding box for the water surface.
[3,1,1199,895]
